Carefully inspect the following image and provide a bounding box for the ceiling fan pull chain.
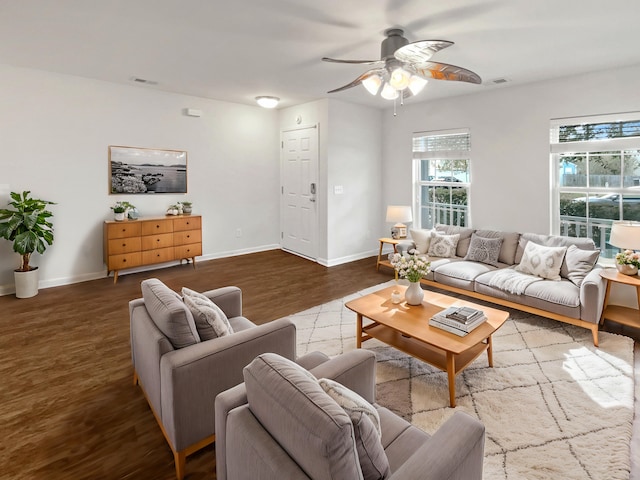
[393,97,397,117]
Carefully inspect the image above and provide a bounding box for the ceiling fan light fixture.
[389,67,411,90]
[408,75,428,96]
[380,83,399,100]
[362,74,382,95]
[255,96,280,108]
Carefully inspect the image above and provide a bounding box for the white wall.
[382,63,640,234]
[0,64,280,294]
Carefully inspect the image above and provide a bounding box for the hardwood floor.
[1,249,638,479]
[0,250,390,480]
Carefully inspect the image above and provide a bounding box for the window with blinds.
[413,129,471,229]
[551,112,640,258]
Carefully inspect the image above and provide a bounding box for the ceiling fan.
[322,28,481,100]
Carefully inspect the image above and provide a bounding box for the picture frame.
[109,145,188,194]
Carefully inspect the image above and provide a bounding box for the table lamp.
[386,205,413,239]
[609,221,640,250]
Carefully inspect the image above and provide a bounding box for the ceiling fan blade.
[326,69,386,94]
[413,61,482,84]
[394,40,454,64]
[322,57,384,66]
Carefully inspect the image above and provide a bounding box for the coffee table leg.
[446,352,456,408]
[356,313,363,348]
[487,335,494,367]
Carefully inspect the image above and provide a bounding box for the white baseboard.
[318,249,378,267]
[0,244,281,296]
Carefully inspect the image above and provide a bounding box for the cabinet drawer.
[173,229,202,246]
[108,237,141,255]
[141,233,173,250]
[141,219,173,235]
[107,222,142,239]
[174,243,202,259]
[174,216,201,232]
[108,253,142,270]
[142,247,175,265]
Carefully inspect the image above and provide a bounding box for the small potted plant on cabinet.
[111,201,135,221]
[179,201,192,214]
[0,191,55,298]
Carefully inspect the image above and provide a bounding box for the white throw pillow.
[182,287,234,340]
[427,232,460,258]
[515,242,567,281]
[409,228,434,254]
[319,377,381,438]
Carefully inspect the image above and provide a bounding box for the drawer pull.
[122,243,126,247]
[156,224,160,229]
[122,259,127,263]
[122,229,126,232]
[157,254,160,257]
[157,239,160,242]
[186,235,190,239]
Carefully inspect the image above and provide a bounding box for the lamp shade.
[609,221,640,250]
[386,205,413,223]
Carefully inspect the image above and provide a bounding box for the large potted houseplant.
[0,191,55,298]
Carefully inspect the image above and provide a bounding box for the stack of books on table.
[429,306,487,337]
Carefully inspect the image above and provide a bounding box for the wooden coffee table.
[346,285,510,407]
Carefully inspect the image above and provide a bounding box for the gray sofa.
[215,350,486,480]
[397,225,606,346]
[129,279,297,480]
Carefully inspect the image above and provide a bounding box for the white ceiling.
[1,0,639,109]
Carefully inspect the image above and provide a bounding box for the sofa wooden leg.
[133,370,138,386]
[174,450,186,480]
[592,327,599,347]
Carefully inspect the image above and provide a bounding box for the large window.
[551,113,640,259]
[413,129,470,229]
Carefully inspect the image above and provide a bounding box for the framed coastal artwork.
[109,145,188,194]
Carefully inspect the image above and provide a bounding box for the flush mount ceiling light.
[255,96,280,108]
[322,28,481,112]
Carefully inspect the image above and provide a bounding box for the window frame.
[413,128,471,229]
[551,112,640,258]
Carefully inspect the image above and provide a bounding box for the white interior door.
[281,126,318,260]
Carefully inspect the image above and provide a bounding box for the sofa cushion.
[182,287,234,340]
[515,233,595,264]
[428,232,460,258]
[474,229,520,265]
[141,278,200,349]
[464,233,503,267]
[515,242,567,281]
[435,224,474,257]
[243,353,362,480]
[560,244,600,287]
[409,228,434,254]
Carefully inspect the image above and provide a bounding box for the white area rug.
[289,281,635,480]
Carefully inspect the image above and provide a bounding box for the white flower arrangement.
[389,250,431,283]
[616,249,640,267]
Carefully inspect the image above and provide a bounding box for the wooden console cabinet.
[104,215,202,283]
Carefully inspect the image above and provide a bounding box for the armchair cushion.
[243,353,362,480]
[182,287,233,340]
[141,278,200,349]
[319,378,381,437]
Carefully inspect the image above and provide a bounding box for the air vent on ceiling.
[129,76,158,85]
[489,77,510,85]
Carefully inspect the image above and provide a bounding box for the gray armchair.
[215,350,486,480]
[129,279,296,480]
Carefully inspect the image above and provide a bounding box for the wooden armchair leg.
[174,450,186,480]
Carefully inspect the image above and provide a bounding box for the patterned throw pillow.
[464,234,503,267]
[427,232,460,258]
[182,287,234,340]
[319,378,390,480]
[515,242,567,281]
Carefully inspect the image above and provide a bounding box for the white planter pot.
[14,268,39,298]
[114,212,125,221]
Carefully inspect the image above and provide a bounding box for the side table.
[376,237,400,271]
[600,268,640,328]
